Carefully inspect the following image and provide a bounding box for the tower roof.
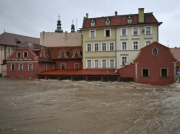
[55,15,63,33]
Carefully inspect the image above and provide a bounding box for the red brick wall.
[7,62,40,78]
[118,64,135,78]
[56,59,82,69]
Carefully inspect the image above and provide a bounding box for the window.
[52,64,55,70]
[60,52,65,58]
[11,64,15,71]
[75,52,78,57]
[161,68,168,77]
[94,60,99,68]
[145,26,151,35]
[87,60,91,68]
[121,57,128,66]
[104,29,111,37]
[102,43,106,51]
[61,63,66,69]
[89,30,96,38]
[74,63,79,69]
[42,51,45,57]
[23,52,28,58]
[122,42,127,50]
[105,18,110,25]
[102,60,106,68]
[19,64,23,71]
[121,28,127,36]
[7,47,11,53]
[142,68,149,77]
[133,41,139,50]
[94,43,99,51]
[145,40,151,46]
[127,16,132,24]
[109,43,114,51]
[28,64,33,71]
[132,27,139,35]
[91,19,95,26]
[110,59,115,68]
[152,48,158,56]
[17,52,21,58]
[44,63,47,71]
[87,44,91,52]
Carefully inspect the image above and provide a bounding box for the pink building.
[6,42,54,79]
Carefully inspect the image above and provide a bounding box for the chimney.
[86,13,89,18]
[138,8,144,23]
[115,11,118,16]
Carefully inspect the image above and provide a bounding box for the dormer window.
[75,52,79,57]
[105,18,110,25]
[60,52,65,58]
[127,16,132,24]
[91,19,95,26]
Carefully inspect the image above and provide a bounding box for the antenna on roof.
[76,19,78,32]
[167,40,169,47]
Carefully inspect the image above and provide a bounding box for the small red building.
[6,42,54,79]
[118,42,177,86]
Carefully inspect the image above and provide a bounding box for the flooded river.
[0,78,180,134]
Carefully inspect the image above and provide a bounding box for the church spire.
[55,15,63,33]
[71,20,75,33]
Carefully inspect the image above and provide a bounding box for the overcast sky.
[0,0,180,48]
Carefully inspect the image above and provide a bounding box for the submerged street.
[0,78,180,134]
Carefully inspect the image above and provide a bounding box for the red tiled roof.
[38,69,119,76]
[171,48,180,62]
[0,32,40,46]
[82,13,161,29]
[48,46,82,59]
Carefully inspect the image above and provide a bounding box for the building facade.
[6,42,54,79]
[81,8,162,69]
[0,32,39,76]
[118,42,177,86]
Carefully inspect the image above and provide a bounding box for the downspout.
[115,27,117,70]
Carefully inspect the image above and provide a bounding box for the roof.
[134,41,177,63]
[0,32,40,46]
[170,48,180,62]
[38,69,119,76]
[18,42,42,50]
[48,46,82,59]
[82,13,162,29]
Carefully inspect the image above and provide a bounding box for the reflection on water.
[0,78,180,134]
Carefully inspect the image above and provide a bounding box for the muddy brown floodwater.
[0,78,180,134]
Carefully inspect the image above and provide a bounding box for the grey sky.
[0,0,180,47]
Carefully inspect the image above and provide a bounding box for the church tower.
[71,20,75,33]
[55,15,63,33]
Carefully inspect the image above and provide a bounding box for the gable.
[134,42,177,64]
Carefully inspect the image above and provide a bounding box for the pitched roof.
[170,48,180,62]
[82,13,162,29]
[0,32,40,46]
[17,42,42,56]
[38,69,119,76]
[133,42,177,63]
[48,46,82,59]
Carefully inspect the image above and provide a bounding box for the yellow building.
[81,8,162,69]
